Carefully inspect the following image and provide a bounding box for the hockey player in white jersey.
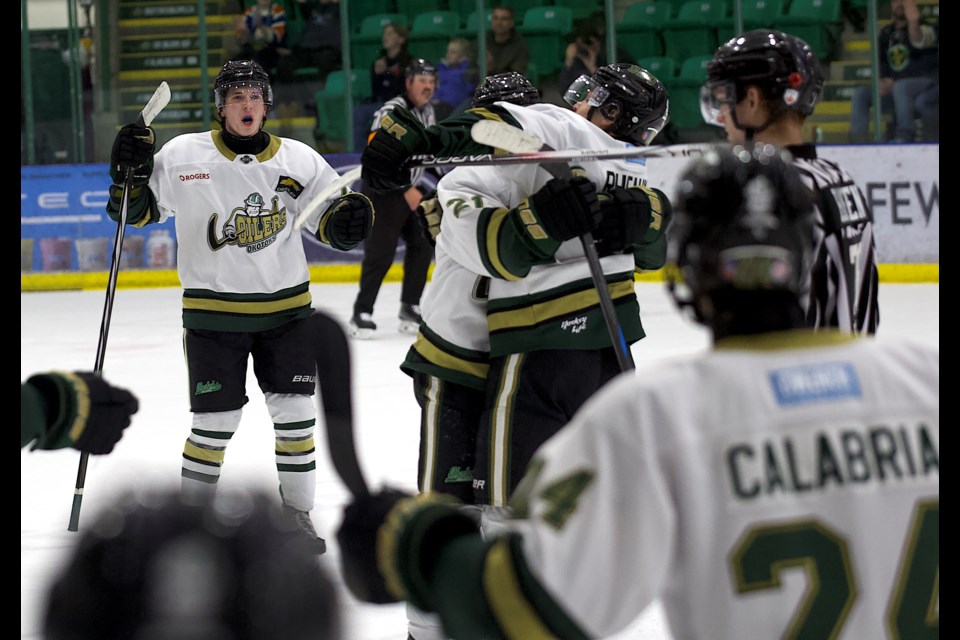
[368,66,671,639]
[432,64,672,514]
[336,143,939,639]
[399,72,543,640]
[401,72,543,507]
[107,59,374,554]
[368,65,671,516]
[701,29,880,333]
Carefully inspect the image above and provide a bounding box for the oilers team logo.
[207,191,288,252]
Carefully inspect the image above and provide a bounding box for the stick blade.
[140,81,171,127]
[294,165,363,230]
[470,120,544,154]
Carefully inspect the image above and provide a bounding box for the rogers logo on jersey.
[179,172,210,182]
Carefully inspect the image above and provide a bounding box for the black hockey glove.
[415,191,441,246]
[532,176,602,241]
[26,371,139,454]
[110,124,155,186]
[361,106,430,193]
[594,186,669,256]
[317,192,374,251]
[337,490,479,611]
[515,176,601,248]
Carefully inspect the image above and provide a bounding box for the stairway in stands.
[804,0,939,144]
[116,0,238,144]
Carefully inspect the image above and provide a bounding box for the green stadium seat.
[662,0,694,15]
[351,13,408,75]
[666,55,713,129]
[506,0,550,26]
[355,13,409,41]
[397,0,444,23]
[281,0,305,48]
[408,11,461,64]
[347,0,393,33]
[314,69,371,142]
[615,1,673,62]
[553,0,603,21]
[774,0,843,62]
[718,0,784,41]
[448,0,479,22]
[662,0,728,63]
[458,9,492,37]
[518,6,573,77]
[525,61,540,86]
[637,56,677,82]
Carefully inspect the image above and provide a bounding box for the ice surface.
[21,282,938,639]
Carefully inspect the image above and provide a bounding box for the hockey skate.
[349,312,377,339]
[398,303,422,334]
[283,504,327,555]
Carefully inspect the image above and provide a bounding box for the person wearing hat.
[350,59,439,338]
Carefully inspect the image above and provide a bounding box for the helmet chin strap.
[730,97,781,143]
[732,110,775,144]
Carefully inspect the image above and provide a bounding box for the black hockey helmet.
[43,489,340,640]
[214,59,274,110]
[472,72,541,107]
[667,143,815,324]
[701,30,824,129]
[405,58,438,78]
[563,63,669,146]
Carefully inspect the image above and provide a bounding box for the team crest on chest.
[276,175,304,199]
[207,191,288,252]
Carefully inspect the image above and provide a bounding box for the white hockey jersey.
[148,130,341,331]
[402,243,493,389]
[435,102,660,357]
[499,331,938,638]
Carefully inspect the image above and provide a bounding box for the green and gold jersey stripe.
[403,325,490,388]
[182,283,313,331]
[487,278,636,333]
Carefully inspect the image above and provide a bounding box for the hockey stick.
[470,120,636,371]
[68,81,171,532]
[404,137,707,172]
[308,310,369,498]
[293,165,363,230]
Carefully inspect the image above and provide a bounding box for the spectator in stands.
[486,5,529,75]
[234,0,290,76]
[277,0,342,84]
[372,23,414,104]
[433,37,479,119]
[849,0,938,142]
[558,17,635,94]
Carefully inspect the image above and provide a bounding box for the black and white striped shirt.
[790,143,880,334]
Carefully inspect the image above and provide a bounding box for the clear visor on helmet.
[588,84,611,109]
[215,80,273,109]
[699,80,736,127]
[563,74,594,106]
